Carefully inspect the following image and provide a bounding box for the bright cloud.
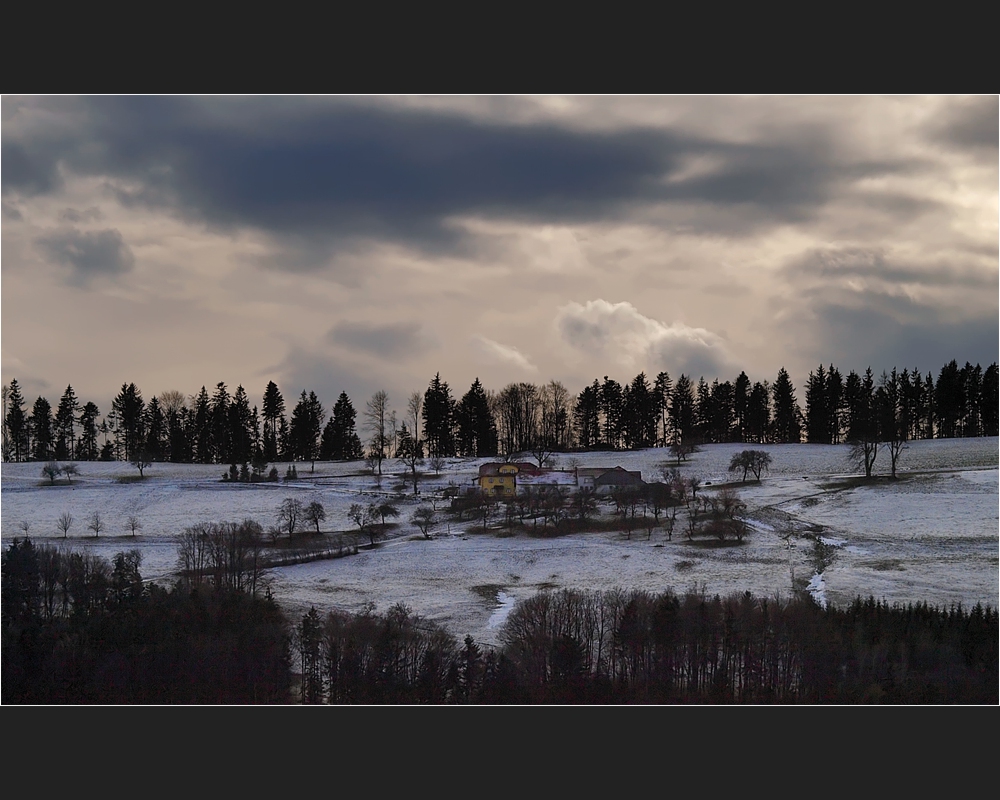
[554,299,733,377]
[472,336,537,372]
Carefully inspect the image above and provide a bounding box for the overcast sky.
[2,95,997,417]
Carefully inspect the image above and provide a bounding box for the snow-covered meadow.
[2,437,997,647]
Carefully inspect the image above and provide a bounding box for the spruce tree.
[670,374,695,446]
[54,385,79,460]
[30,396,54,461]
[423,374,456,457]
[5,379,29,462]
[192,386,213,463]
[572,380,601,449]
[804,364,830,444]
[653,371,673,448]
[112,383,146,462]
[771,368,801,444]
[328,391,363,460]
[77,401,101,461]
[261,381,285,462]
[456,378,497,457]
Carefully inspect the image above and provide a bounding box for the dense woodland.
[3,359,997,471]
[3,538,995,704]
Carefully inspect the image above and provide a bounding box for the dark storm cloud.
[926,96,999,152]
[1,97,930,267]
[59,206,102,223]
[35,227,135,285]
[783,246,997,290]
[1,140,63,195]
[327,321,429,359]
[788,296,999,376]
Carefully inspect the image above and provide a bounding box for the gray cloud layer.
[2,96,995,413]
[35,227,135,286]
[3,97,944,267]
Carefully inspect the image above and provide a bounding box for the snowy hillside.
[2,437,997,647]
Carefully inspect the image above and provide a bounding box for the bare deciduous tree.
[87,511,104,538]
[411,505,437,539]
[349,502,383,546]
[131,448,153,478]
[398,391,425,494]
[57,512,73,538]
[364,390,391,476]
[304,501,326,534]
[124,514,142,537]
[727,450,772,482]
[42,461,62,484]
[277,497,304,538]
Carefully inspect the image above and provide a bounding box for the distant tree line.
[292,588,996,704]
[5,537,995,704]
[1,539,291,703]
[3,359,996,466]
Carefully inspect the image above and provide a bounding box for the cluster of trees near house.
[3,359,996,468]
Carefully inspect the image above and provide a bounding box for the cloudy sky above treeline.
[2,95,997,415]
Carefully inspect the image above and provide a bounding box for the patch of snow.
[487,591,517,629]
[806,572,828,608]
[2,438,997,645]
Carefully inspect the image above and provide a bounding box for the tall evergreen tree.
[826,365,844,444]
[289,390,325,465]
[771,368,801,444]
[210,382,232,465]
[423,374,456,457]
[960,362,983,438]
[5,379,29,462]
[323,391,363,460]
[922,371,936,439]
[653,371,673,447]
[980,363,999,437]
[670,374,695,446]
[600,376,624,449]
[77,401,101,461]
[573,380,601,450]
[54,385,80,460]
[456,378,498,457]
[622,372,657,449]
[143,396,165,461]
[746,381,770,444]
[804,364,830,444]
[262,381,285,463]
[277,416,290,461]
[710,379,736,443]
[191,386,213,463]
[112,383,146,462]
[934,360,962,439]
[229,385,253,465]
[30,396,54,461]
[694,376,711,443]
[733,371,750,443]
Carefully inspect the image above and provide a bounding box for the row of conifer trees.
[3,358,997,464]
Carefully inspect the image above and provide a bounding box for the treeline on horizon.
[3,538,996,704]
[2,358,997,469]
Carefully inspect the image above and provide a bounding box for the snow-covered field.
[2,437,997,647]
